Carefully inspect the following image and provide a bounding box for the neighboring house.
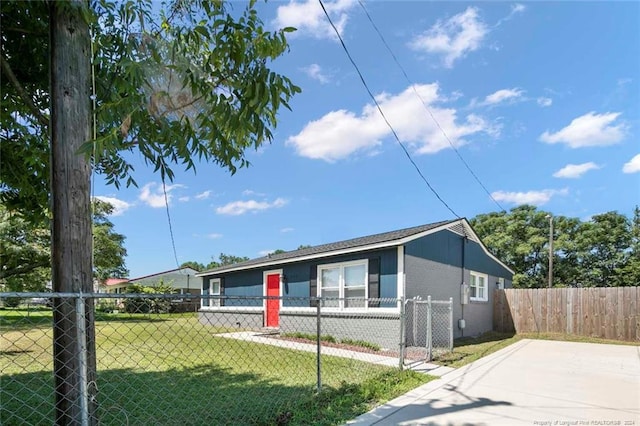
[101,278,131,294]
[197,219,513,347]
[129,267,202,298]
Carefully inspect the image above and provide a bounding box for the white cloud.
[93,196,132,216]
[474,88,524,107]
[280,227,295,233]
[491,188,569,206]
[287,83,499,161]
[495,3,526,27]
[139,182,185,208]
[553,162,601,179]
[409,7,488,68]
[258,249,276,257]
[537,97,553,107]
[540,111,626,148]
[207,233,223,239]
[216,198,288,216]
[242,189,266,197]
[511,4,526,14]
[623,154,640,174]
[178,196,190,202]
[272,0,357,40]
[301,63,329,84]
[195,190,212,200]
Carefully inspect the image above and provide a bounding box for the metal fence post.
[448,297,454,351]
[398,297,405,370]
[412,297,418,347]
[316,297,322,393]
[75,293,89,426]
[426,295,432,362]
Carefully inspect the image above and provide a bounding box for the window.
[318,260,367,309]
[202,278,221,307]
[469,271,488,302]
[211,280,221,307]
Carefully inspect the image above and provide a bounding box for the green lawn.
[1,308,432,425]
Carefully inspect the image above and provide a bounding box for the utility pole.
[50,1,98,423]
[546,214,553,288]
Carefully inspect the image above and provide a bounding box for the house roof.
[129,267,199,282]
[197,218,513,276]
[104,278,130,286]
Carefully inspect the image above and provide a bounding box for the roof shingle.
[199,219,458,275]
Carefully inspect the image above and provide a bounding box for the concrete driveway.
[349,339,640,425]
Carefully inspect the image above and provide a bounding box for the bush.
[124,284,151,313]
[3,297,22,308]
[96,300,116,313]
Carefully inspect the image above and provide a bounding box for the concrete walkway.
[347,339,640,425]
[217,331,455,376]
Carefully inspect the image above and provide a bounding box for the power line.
[162,178,181,270]
[318,0,460,219]
[356,0,506,213]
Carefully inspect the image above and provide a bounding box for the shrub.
[3,297,22,308]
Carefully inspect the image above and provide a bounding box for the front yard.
[1,308,432,425]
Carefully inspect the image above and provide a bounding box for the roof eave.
[196,219,463,277]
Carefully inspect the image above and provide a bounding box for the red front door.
[266,273,280,327]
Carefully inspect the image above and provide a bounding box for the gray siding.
[404,230,512,279]
[198,310,400,349]
[199,310,263,329]
[280,312,400,350]
[404,230,513,339]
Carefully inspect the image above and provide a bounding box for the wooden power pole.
[50,1,98,423]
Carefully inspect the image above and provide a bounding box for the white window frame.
[202,278,221,307]
[317,260,368,310]
[469,271,488,302]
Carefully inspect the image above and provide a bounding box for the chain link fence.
[403,296,453,363]
[2,292,414,425]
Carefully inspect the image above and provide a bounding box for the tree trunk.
[50,1,97,424]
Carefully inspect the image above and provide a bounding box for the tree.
[471,205,639,288]
[0,205,50,286]
[179,261,204,272]
[3,1,298,422]
[2,0,300,227]
[181,252,250,271]
[217,253,250,266]
[0,200,128,287]
[471,205,551,288]
[574,212,636,287]
[93,199,128,282]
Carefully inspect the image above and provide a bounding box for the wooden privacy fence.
[494,287,639,341]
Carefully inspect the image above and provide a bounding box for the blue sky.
[94,1,640,278]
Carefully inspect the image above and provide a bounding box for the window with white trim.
[469,271,488,302]
[202,278,221,307]
[318,260,367,309]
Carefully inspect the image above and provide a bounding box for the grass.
[282,332,382,352]
[1,308,433,425]
[432,332,520,368]
[433,331,640,369]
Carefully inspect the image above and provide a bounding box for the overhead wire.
[162,178,181,270]
[91,24,182,278]
[356,0,506,213]
[317,0,460,219]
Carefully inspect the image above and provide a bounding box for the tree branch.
[0,259,50,280]
[0,53,49,127]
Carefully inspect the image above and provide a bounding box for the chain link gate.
[403,296,453,363]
